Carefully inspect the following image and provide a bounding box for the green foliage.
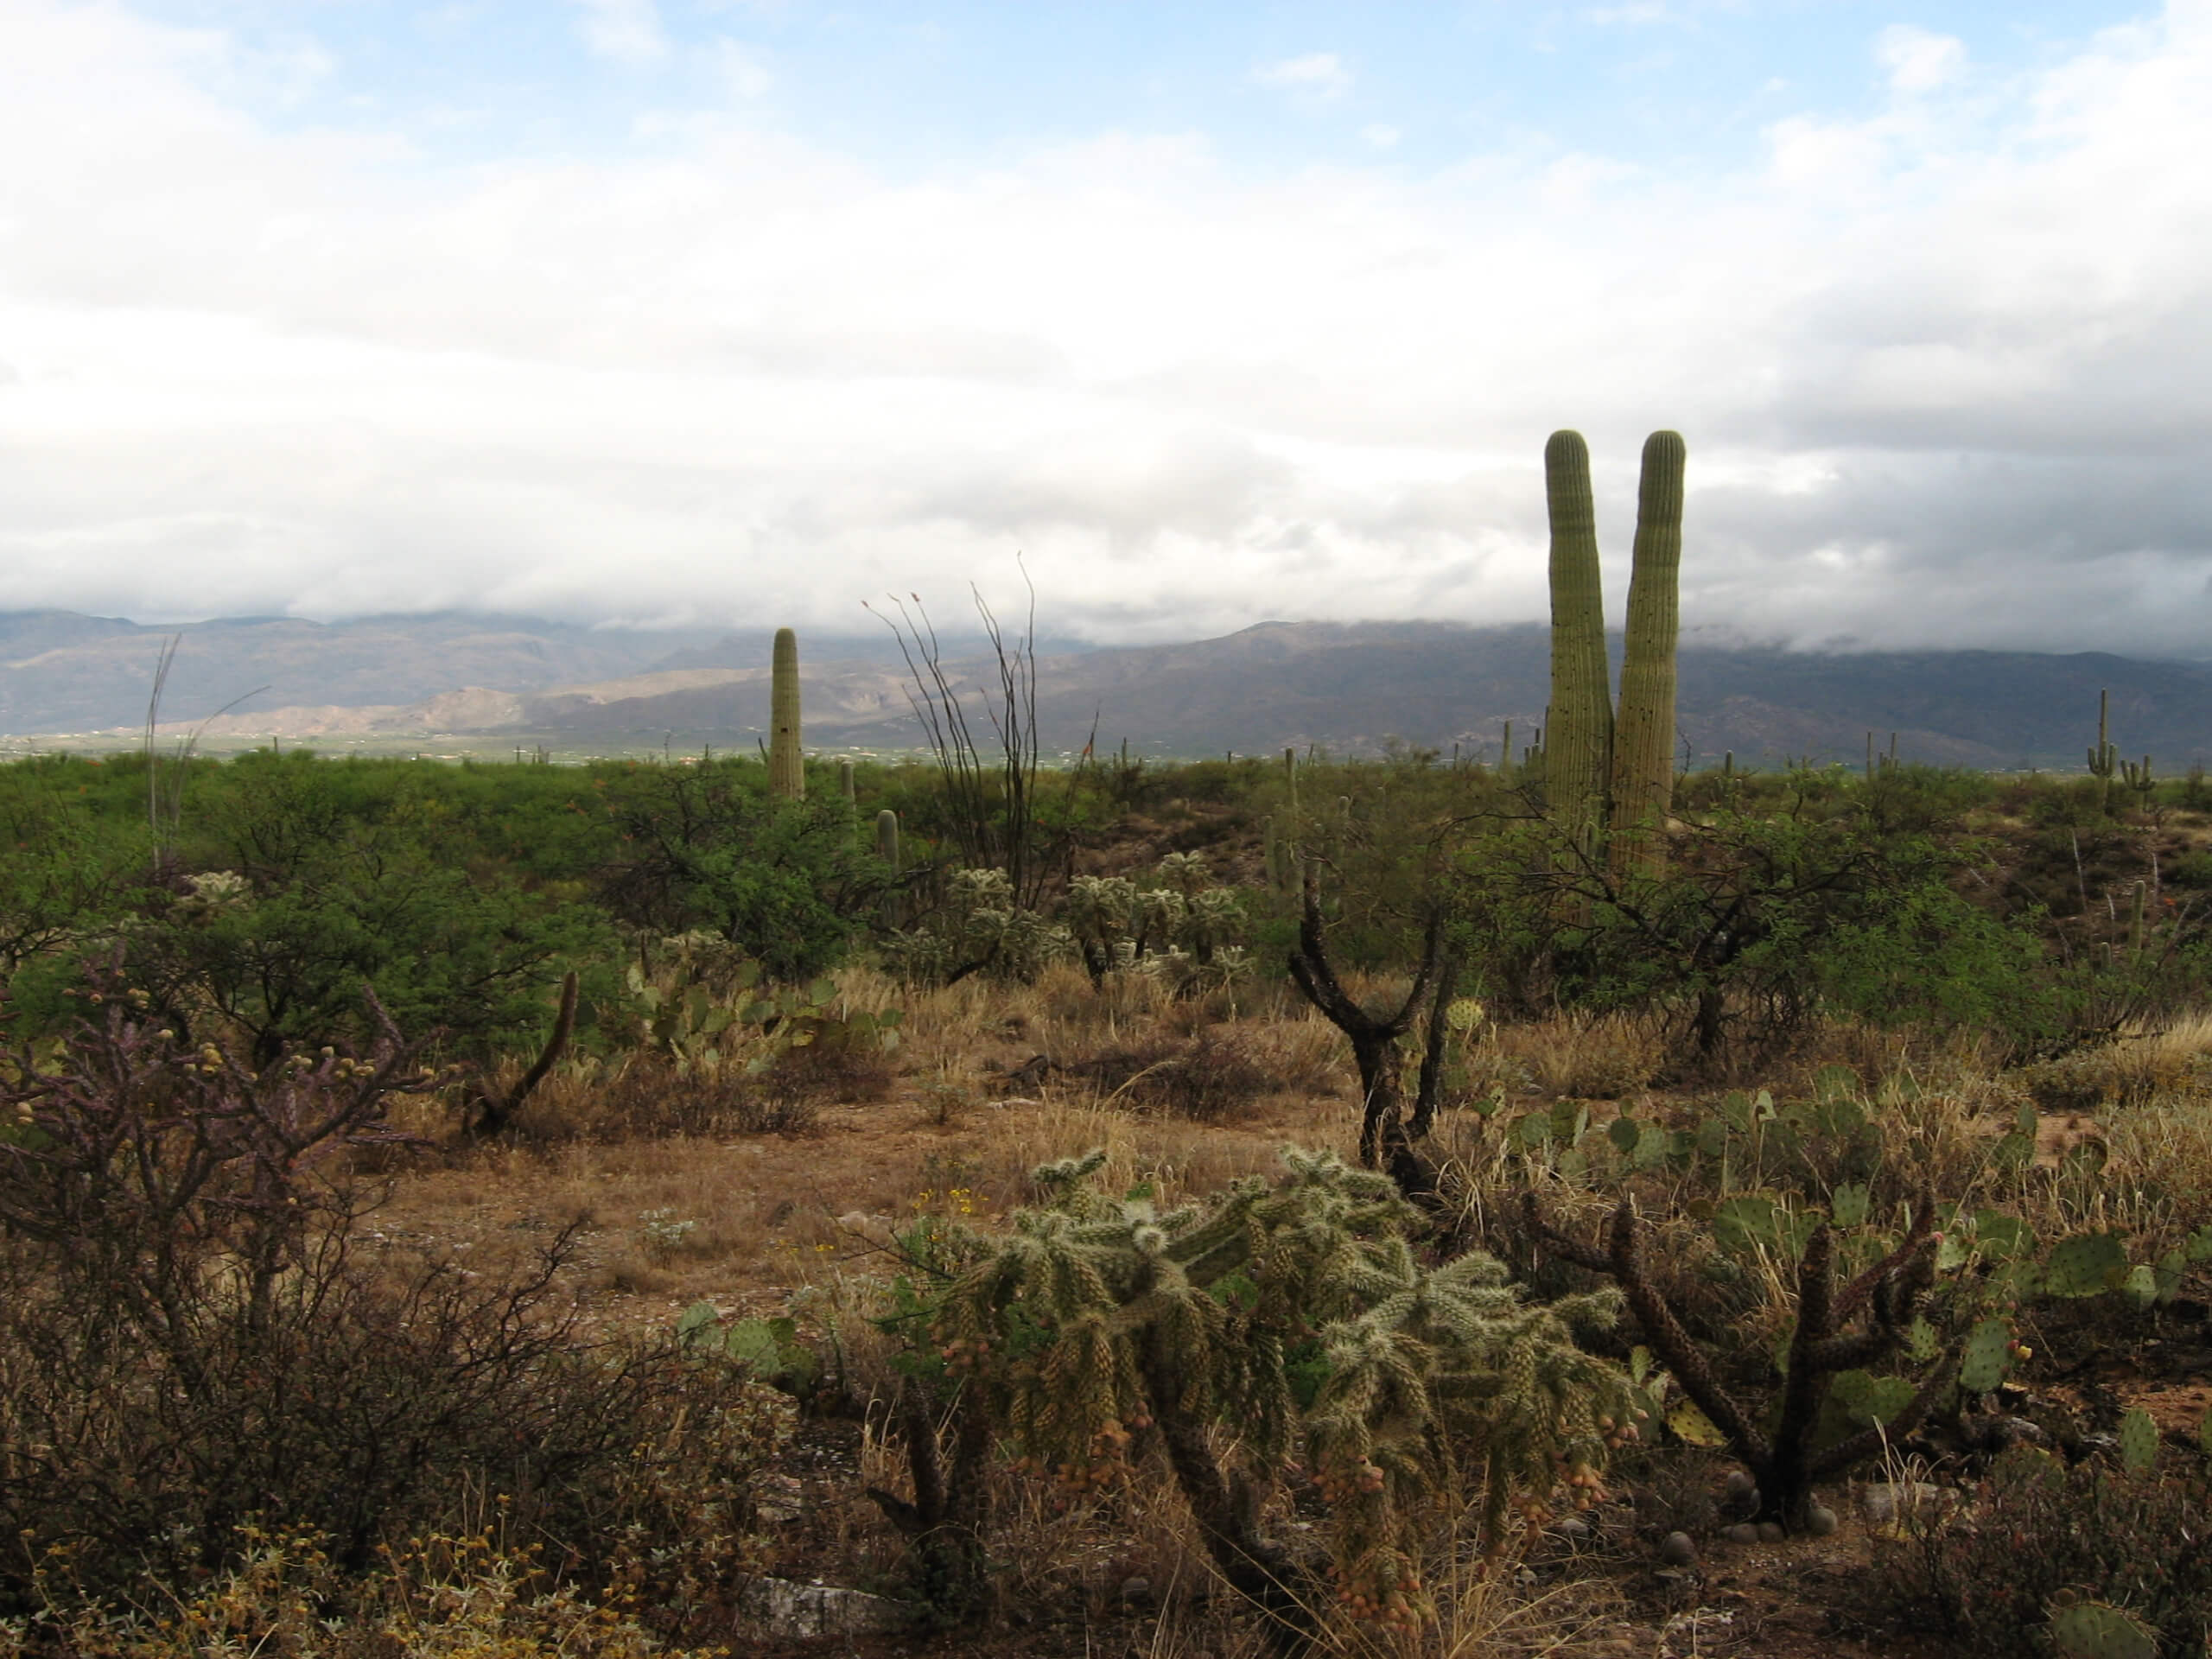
[124,846,606,1065]
[596,761,886,982]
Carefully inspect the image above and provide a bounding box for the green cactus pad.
[1959,1316,2015,1394]
[2044,1232,2129,1298]
[2047,1600,2158,1659]
[1829,1183,1871,1228]
[2118,1406,2158,1475]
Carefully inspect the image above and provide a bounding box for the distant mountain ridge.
[3,610,2208,769]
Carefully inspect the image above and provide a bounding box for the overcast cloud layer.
[2,2,2209,653]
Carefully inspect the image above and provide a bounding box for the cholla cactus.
[1062,864,1248,989]
[928,1148,1632,1630]
[1064,874,1138,986]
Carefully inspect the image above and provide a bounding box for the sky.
[2,1,2208,656]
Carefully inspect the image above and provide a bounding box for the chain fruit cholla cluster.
[924,1148,1637,1632]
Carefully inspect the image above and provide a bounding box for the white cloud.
[1,2,2210,655]
[707,37,771,100]
[575,0,667,65]
[1877,25,1967,95]
[1361,124,1401,149]
[1252,52,1351,101]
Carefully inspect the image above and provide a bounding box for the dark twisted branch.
[1522,1189,1943,1525]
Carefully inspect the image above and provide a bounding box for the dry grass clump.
[2018,1011,2212,1113]
[1061,1029,1284,1122]
[1485,1014,1666,1101]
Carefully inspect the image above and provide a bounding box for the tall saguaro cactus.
[769,626,804,801]
[2088,689,2118,817]
[1608,430,1687,878]
[1544,431,1613,855]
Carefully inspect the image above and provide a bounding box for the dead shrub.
[0,990,791,1618]
[1066,1029,1277,1122]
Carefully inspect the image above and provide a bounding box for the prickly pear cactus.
[2047,1599,2158,1659]
[1959,1316,2016,1394]
[2118,1406,2159,1475]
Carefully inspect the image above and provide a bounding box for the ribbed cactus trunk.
[769,626,804,801]
[1608,430,1686,879]
[1545,431,1612,861]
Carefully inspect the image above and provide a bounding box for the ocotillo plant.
[1545,431,1611,855]
[2088,688,2118,815]
[769,626,804,801]
[1607,429,1686,879]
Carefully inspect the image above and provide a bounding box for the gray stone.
[1756,1521,1786,1543]
[1722,1522,1761,1546]
[1658,1529,1698,1567]
[739,1579,916,1638]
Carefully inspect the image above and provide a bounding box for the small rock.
[1118,1576,1153,1607]
[1658,1529,1698,1567]
[1554,1514,1590,1540]
[1804,1503,1839,1537]
[1722,1469,1758,1507]
[1756,1521,1786,1543]
[1722,1522,1761,1546]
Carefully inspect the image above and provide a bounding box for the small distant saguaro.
[769,626,804,800]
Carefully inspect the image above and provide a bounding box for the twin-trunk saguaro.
[1541,430,1688,879]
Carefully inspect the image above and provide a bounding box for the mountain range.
[3,609,2207,772]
